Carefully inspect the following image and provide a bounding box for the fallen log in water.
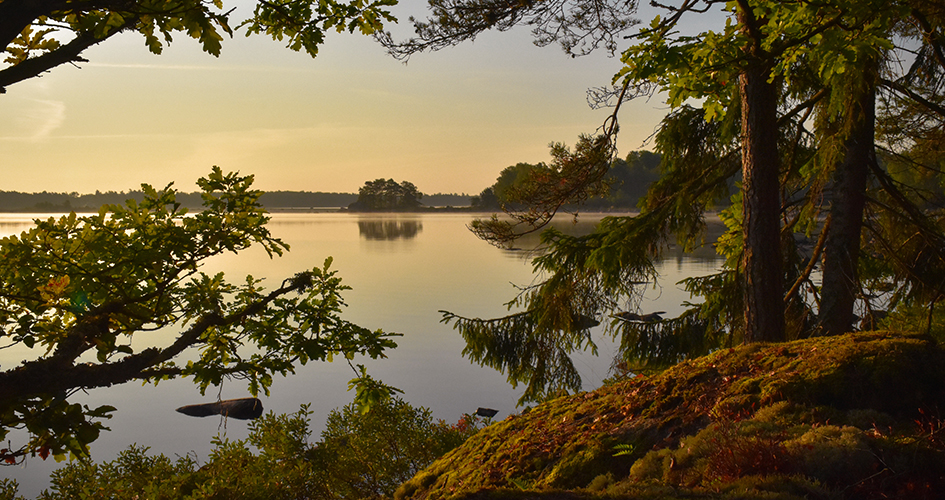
[175,397,264,420]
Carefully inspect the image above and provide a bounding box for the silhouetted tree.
[471,187,500,210]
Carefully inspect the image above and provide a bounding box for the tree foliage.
[378,0,639,59]
[468,133,618,245]
[474,150,663,212]
[312,397,484,498]
[396,0,945,403]
[0,168,398,464]
[0,0,398,93]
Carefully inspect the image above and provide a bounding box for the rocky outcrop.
[396,332,945,500]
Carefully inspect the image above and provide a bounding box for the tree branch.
[0,0,67,50]
[0,18,133,93]
[0,272,311,407]
[911,7,945,72]
[785,215,829,304]
[881,77,945,119]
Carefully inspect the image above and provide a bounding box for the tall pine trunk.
[817,62,876,336]
[738,2,785,343]
[740,67,785,343]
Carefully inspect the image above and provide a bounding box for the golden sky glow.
[1,0,670,196]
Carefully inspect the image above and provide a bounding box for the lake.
[0,212,723,495]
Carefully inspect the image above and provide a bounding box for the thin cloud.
[17,98,65,142]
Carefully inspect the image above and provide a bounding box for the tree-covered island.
[348,179,425,211]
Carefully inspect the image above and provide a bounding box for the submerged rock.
[614,310,665,322]
[175,397,264,420]
[570,313,601,330]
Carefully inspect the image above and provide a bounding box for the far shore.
[0,206,652,215]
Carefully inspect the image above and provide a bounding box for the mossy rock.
[396,332,945,500]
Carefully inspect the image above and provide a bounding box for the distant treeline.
[421,193,473,207]
[265,191,471,208]
[0,190,473,212]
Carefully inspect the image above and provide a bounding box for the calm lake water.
[1,212,722,495]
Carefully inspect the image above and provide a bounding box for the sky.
[0,0,677,196]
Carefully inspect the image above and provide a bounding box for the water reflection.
[358,220,423,240]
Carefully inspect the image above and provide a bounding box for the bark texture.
[818,66,876,336]
[738,2,785,343]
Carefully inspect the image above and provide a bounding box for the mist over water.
[0,212,722,496]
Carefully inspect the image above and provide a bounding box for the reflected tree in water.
[358,220,423,240]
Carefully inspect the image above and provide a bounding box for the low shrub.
[28,397,484,500]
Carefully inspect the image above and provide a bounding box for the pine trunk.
[818,67,876,336]
[739,60,785,343]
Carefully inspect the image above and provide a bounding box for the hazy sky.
[1,0,674,196]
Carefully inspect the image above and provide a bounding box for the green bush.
[39,445,200,499]
[310,397,484,499]
[29,397,484,499]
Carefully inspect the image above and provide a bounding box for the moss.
[714,475,827,500]
[762,333,945,413]
[401,332,945,500]
[783,425,874,486]
[585,473,615,492]
[544,441,614,488]
[628,449,672,483]
[840,408,895,430]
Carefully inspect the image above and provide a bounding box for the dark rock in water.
[570,313,600,330]
[614,310,665,322]
[475,407,499,418]
[176,397,264,420]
